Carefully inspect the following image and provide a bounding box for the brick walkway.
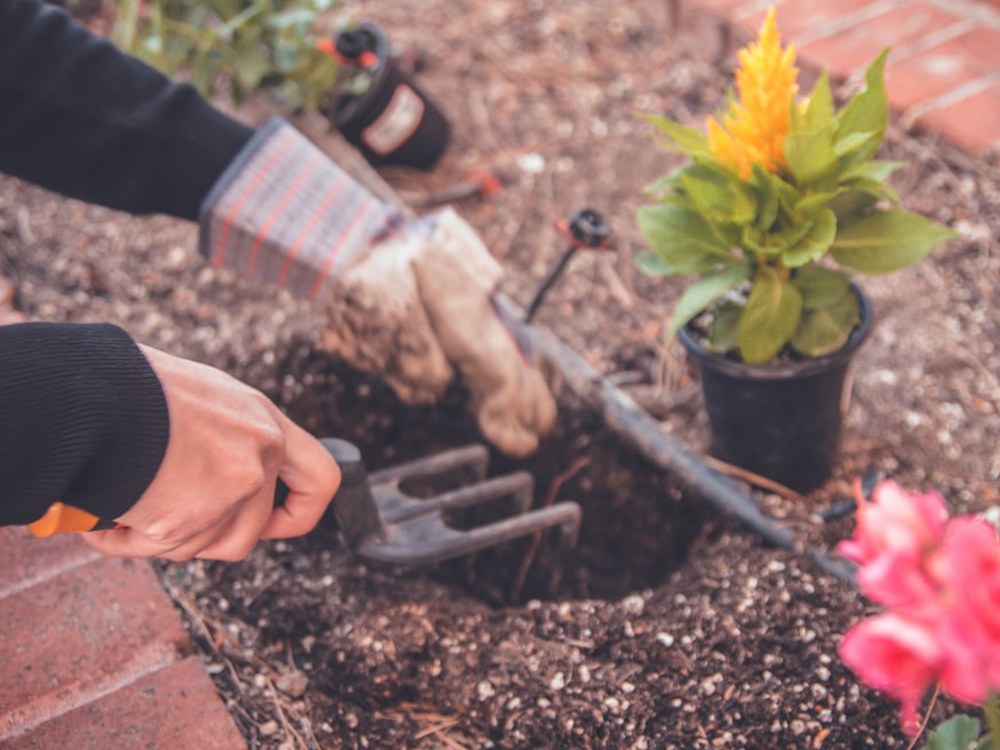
[0,528,245,749]
[3,0,1000,747]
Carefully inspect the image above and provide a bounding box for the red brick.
[885,27,1000,111]
[0,527,100,599]
[3,657,246,750]
[798,2,966,79]
[0,556,188,740]
[739,0,876,41]
[917,81,1000,154]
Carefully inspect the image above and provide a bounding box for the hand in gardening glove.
[199,119,556,456]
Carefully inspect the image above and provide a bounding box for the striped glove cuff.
[198,118,401,299]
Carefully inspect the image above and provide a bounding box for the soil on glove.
[4,0,1000,747]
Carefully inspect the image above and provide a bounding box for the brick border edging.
[0,529,246,749]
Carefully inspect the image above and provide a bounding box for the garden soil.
[5,0,1000,747]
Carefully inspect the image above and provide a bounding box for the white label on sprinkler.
[362,84,425,155]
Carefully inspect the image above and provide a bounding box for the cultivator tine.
[355,501,582,566]
[317,439,582,566]
[376,472,535,524]
[367,444,489,487]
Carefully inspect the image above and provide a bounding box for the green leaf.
[222,2,266,35]
[750,164,779,231]
[784,124,838,185]
[792,265,852,310]
[763,219,813,256]
[681,173,756,225]
[796,190,840,216]
[272,40,304,74]
[790,289,860,357]
[636,204,733,275]
[833,131,874,157]
[645,161,738,199]
[803,70,834,129]
[643,169,686,197]
[681,173,734,219]
[783,208,837,267]
[831,209,957,274]
[191,59,216,97]
[828,190,880,223]
[741,224,766,254]
[707,302,742,353]
[642,115,709,156]
[917,715,984,750]
[839,175,900,205]
[667,264,752,339]
[635,251,675,276]
[835,49,890,169]
[843,160,905,183]
[233,47,271,88]
[770,171,802,217]
[737,268,803,364]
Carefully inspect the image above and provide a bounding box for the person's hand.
[82,346,341,561]
[200,119,556,457]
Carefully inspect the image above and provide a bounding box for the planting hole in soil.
[266,340,707,607]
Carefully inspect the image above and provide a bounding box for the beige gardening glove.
[199,119,555,456]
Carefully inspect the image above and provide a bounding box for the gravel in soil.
[5,0,1000,747]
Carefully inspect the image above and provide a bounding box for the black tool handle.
[274,438,384,542]
[274,438,363,508]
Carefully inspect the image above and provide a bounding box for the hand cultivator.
[291,438,581,565]
[31,438,582,566]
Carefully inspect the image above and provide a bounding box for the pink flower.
[839,613,943,736]
[854,547,944,616]
[935,517,1000,702]
[837,479,1000,734]
[836,479,949,568]
[936,613,990,705]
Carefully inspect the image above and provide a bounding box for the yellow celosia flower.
[707,8,799,178]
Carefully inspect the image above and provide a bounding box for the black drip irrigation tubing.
[497,295,859,587]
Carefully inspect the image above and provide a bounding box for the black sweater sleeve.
[0,0,254,220]
[0,323,169,526]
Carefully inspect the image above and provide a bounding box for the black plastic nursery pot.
[329,22,450,171]
[678,285,873,493]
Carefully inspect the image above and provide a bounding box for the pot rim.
[331,21,393,128]
[677,280,873,380]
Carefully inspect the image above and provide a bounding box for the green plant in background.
[111,0,342,111]
[636,8,956,365]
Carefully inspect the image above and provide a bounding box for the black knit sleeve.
[0,0,255,221]
[0,323,170,526]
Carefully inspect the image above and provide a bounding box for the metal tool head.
[319,439,582,565]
